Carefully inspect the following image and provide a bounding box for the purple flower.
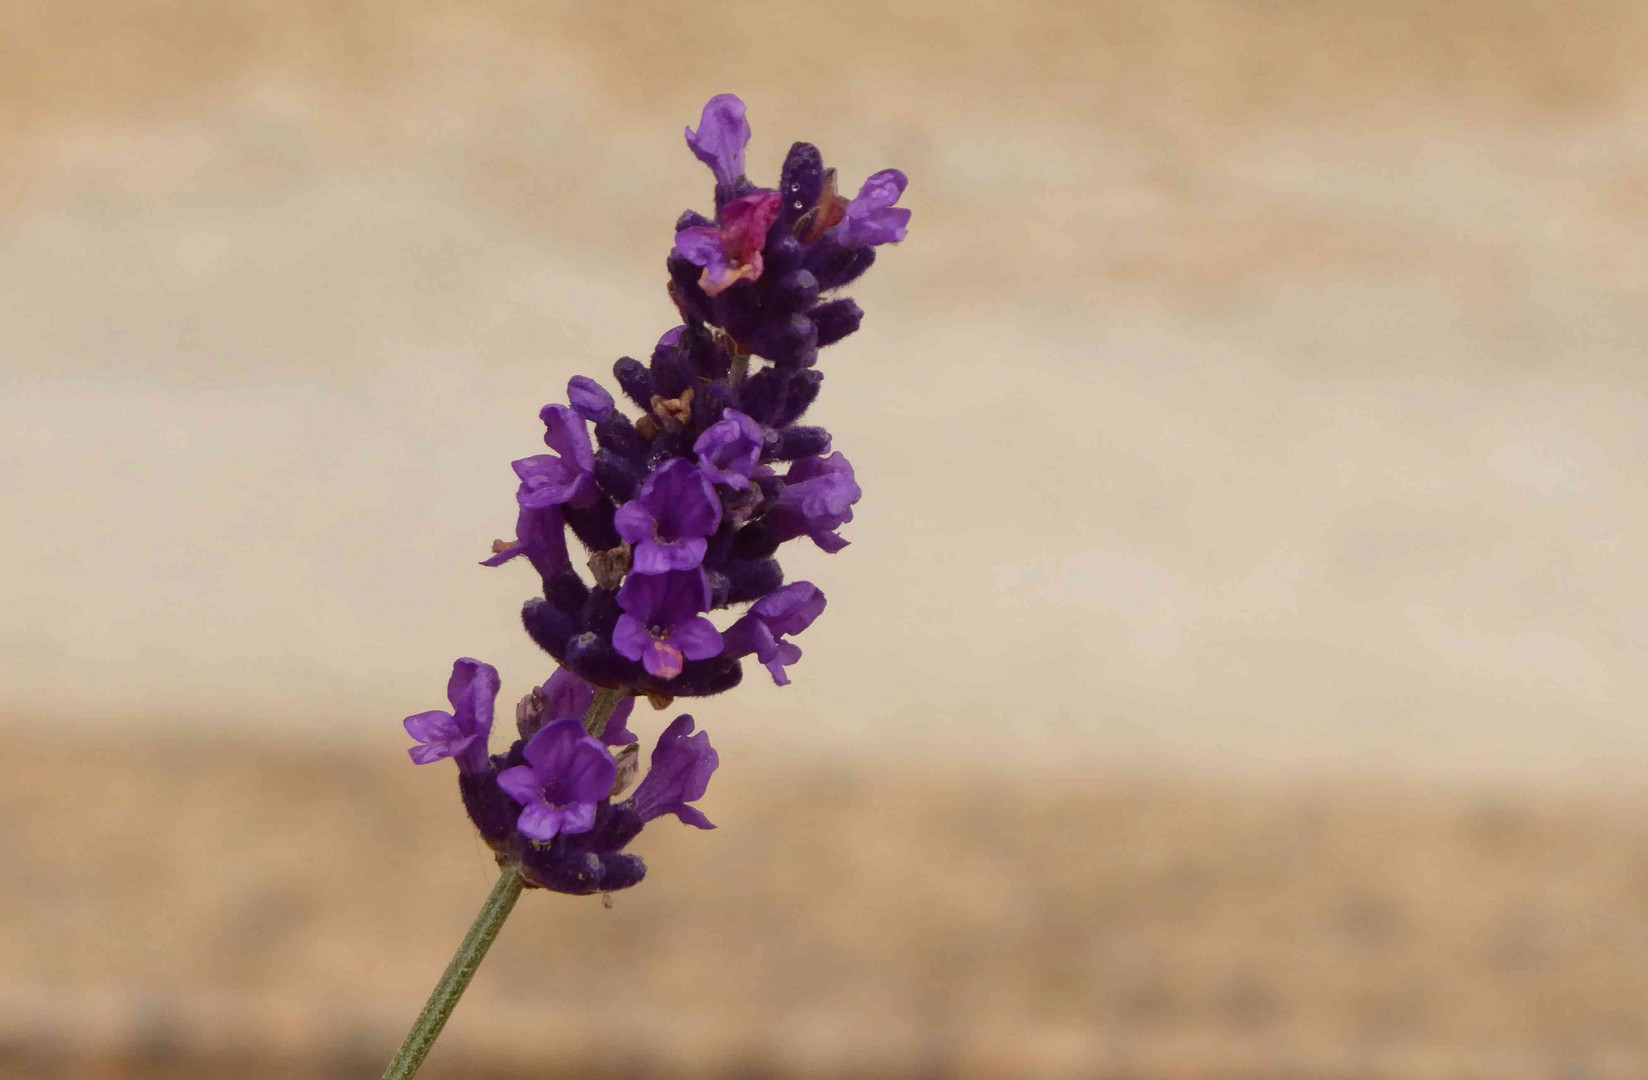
[482,503,568,577]
[674,191,783,297]
[613,568,722,680]
[484,405,599,574]
[614,458,722,573]
[722,582,826,686]
[521,667,637,746]
[567,376,614,422]
[496,719,618,842]
[404,658,499,774]
[694,409,764,490]
[631,714,719,828]
[770,452,861,553]
[684,93,750,200]
[829,169,911,248]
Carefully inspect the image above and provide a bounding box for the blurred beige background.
[3,1,1648,1077]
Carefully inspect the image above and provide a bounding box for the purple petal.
[561,740,620,805]
[751,581,827,637]
[643,459,722,542]
[684,93,750,197]
[614,499,655,547]
[567,377,614,421]
[763,640,803,686]
[830,169,911,248]
[612,613,651,662]
[601,697,638,747]
[557,800,598,837]
[408,741,459,766]
[522,718,585,776]
[642,639,687,680]
[517,801,571,842]
[673,616,724,661]
[404,709,462,746]
[674,225,726,269]
[539,404,595,474]
[616,571,669,623]
[496,764,543,806]
[632,714,719,828]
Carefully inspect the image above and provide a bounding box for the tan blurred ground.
[4,0,1648,1077]
[8,736,1648,1079]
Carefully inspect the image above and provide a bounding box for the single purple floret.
[567,376,614,422]
[614,458,722,573]
[630,714,719,829]
[684,93,750,202]
[721,581,827,686]
[769,452,862,553]
[829,169,911,248]
[613,568,723,680]
[404,658,499,774]
[524,667,637,746]
[674,192,783,297]
[482,503,568,577]
[694,408,764,490]
[496,718,618,842]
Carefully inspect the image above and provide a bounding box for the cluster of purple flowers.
[402,94,908,895]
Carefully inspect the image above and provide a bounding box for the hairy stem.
[582,686,628,738]
[379,867,523,1080]
[382,684,620,1078]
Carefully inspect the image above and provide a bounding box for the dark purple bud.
[522,597,578,661]
[642,654,743,698]
[403,658,500,774]
[649,337,692,400]
[720,557,783,605]
[805,238,876,292]
[737,365,789,425]
[746,313,818,367]
[630,714,719,828]
[562,630,640,690]
[779,141,826,229]
[809,298,864,348]
[593,450,643,503]
[775,369,824,426]
[515,801,647,895]
[729,521,780,561]
[768,269,820,313]
[594,415,647,465]
[459,764,520,848]
[562,498,621,553]
[769,426,832,462]
[763,234,805,277]
[613,356,653,412]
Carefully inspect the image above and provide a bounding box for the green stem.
[380,866,524,1080]
[382,684,625,1078]
[582,686,628,739]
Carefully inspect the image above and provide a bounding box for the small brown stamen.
[491,538,515,554]
[645,691,675,711]
[588,545,633,591]
[651,386,696,430]
[634,414,659,441]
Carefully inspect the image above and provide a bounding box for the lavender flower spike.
[684,93,750,201]
[496,719,618,842]
[694,408,764,490]
[830,169,911,248]
[613,568,722,680]
[614,458,722,573]
[722,582,827,686]
[630,714,719,828]
[404,658,500,774]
